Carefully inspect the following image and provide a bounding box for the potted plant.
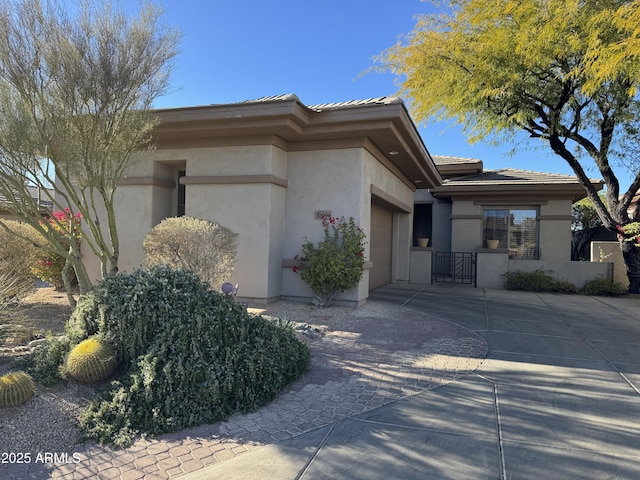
[486,239,500,249]
[417,236,429,248]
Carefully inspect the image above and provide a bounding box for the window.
[177,170,186,217]
[483,208,538,258]
[412,203,432,247]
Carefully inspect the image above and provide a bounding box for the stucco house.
[88,94,603,304]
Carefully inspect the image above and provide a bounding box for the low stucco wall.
[509,258,613,288]
[476,250,509,289]
[409,248,432,284]
[474,251,614,289]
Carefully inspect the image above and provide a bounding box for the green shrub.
[22,335,71,386]
[143,216,238,290]
[0,220,40,277]
[581,277,627,296]
[0,371,35,407]
[66,291,100,344]
[0,221,41,316]
[75,266,310,447]
[296,216,366,307]
[503,270,578,293]
[66,337,116,385]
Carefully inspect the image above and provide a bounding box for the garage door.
[369,203,393,290]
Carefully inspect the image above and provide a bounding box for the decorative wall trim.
[370,185,412,213]
[157,135,288,151]
[119,177,176,188]
[180,175,288,188]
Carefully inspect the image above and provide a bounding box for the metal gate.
[432,252,476,285]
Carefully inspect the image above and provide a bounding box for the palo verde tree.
[0,0,179,304]
[379,0,640,292]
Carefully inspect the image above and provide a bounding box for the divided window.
[483,208,538,257]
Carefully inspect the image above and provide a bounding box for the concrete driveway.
[181,284,640,480]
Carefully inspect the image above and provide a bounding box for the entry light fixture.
[388,150,400,156]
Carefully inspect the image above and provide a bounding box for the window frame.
[482,207,539,258]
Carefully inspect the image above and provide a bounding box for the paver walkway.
[24,295,485,479]
[181,285,640,480]
[7,283,640,479]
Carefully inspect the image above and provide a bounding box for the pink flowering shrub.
[31,209,82,288]
[295,216,366,308]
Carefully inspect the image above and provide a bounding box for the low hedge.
[504,270,627,296]
[503,269,578,293]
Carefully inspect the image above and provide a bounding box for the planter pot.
[486,239,499,249]
[417,238,429,248]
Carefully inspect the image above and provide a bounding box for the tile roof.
[306,97,403,112]
[234,94,403,112]
[432,155,483,165]
[442,168,586,186]
[236,94,302,105]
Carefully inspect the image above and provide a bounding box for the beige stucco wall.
[409,247,432,284]
[281,147,416,303]
[451,199,483,252]
[164,144,287,301]
[539,199,573,261]
[114,162,178,277]
[282,148,365,303]
[476,250,510,289]
[83,142,416,304]
[360,149,414,285]
[83,144,288,300]
[186,182,284,300]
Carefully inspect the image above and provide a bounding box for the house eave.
[431,182,602,203]
[151,97,442,189]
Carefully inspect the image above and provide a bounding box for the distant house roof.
[431,168,603,201]
[432,155,482,165]
[443,168,591,185]
[432,155,483,179]
[0,185,54,214]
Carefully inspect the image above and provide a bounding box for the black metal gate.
[432,252,476,285]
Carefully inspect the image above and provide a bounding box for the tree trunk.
[61,258,77,309]
[621,240,640,293]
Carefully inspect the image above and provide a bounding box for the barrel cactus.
[66,337,116,385]
[0,371,35,407]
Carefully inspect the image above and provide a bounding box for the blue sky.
[150,0,616,185]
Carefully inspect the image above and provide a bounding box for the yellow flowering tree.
[379,0,640,292]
